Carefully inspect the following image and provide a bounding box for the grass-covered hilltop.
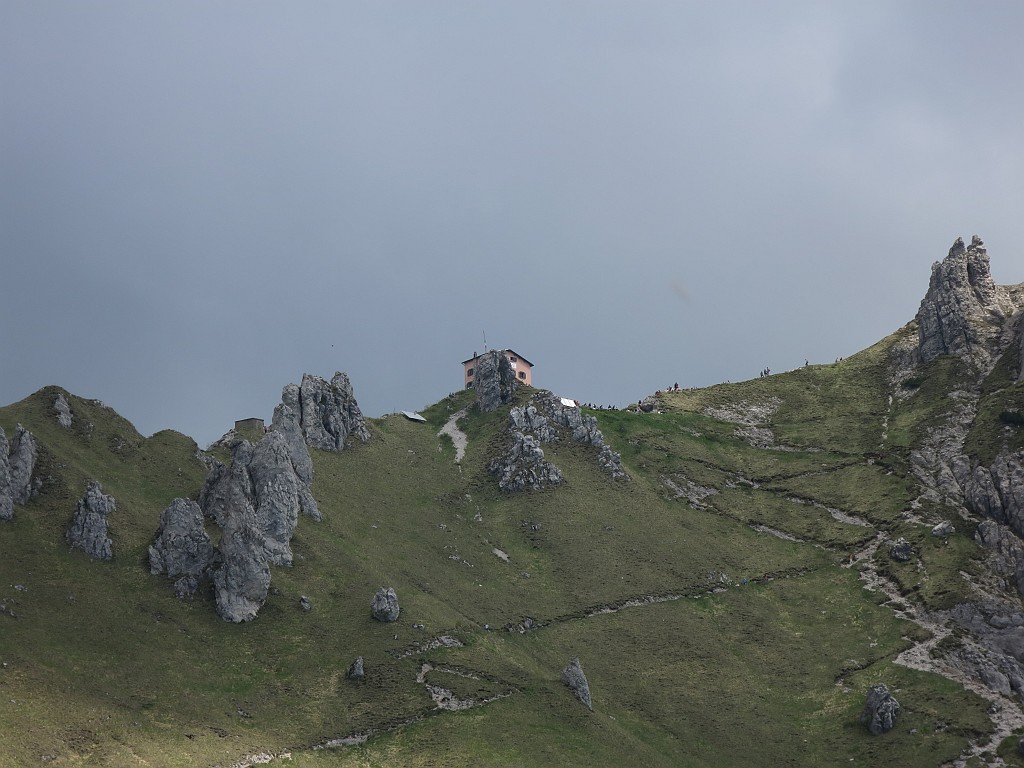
[4,236,1024,767]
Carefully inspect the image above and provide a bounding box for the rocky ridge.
[488,391,628,492]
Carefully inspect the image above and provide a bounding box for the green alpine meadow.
[3,236,1024,767]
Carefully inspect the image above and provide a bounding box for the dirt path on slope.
[438,408,468,464]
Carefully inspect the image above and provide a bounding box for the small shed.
[234,417,265,432]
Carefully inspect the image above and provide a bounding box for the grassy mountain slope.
[0,334,1011,767]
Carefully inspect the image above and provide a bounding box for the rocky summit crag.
[196,371,370,622]
[916,236,1013,369]
[5,240,1024,766]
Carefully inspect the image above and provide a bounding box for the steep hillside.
[2,238,1024,767]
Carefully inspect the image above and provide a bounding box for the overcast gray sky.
[3,1,1023,447]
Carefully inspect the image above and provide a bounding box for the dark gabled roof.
[461,349,534,367]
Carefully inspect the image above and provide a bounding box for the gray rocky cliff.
[916,235,1007,367]
[246,431,307,566]
[956,450,1024,540]
[66,481,115,561]
[561,656,593,710]
[473,350,516,413]
[212,509,272,623]
[286,372,370,452]
[198,424,325,621]
[200,431,318,562]
[148,498,216,596]
[0,430,10,521]
[0,425,40,517]
[975,521,1024,596]
[945,601,1024,698]
[489,392,628,492]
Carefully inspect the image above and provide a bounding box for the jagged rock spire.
[282,372,370,452]
[473,350,516,413]
[916,235,1004,366]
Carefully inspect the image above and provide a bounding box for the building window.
[509,355,517,362]
[466,381,474,388]
[467,367,474,377]
[518,371,526,380]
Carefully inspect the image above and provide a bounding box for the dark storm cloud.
[2,2,1023,445]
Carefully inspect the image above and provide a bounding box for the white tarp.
[401,411,427,422]
[559,397,577,408]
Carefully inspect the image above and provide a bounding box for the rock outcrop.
[561,656,593,710]
[0,431,10,522]
[371,586,400,622]
[945,601,1024,697]
[916,236,1006,367]
[860,683,900,735]
[0,424,39,519]
[270,399,317,518]
[54,393,73,429]
[889,538,913,562]
[489,431,565,492]
[199,424,325,621]
[956,450,1024,540]
[489,392,628,491]
[66,481,115,561]
[976,521,1024,596]
[200,431,317,565]
[148,498,216,596]
[8,426,38,505]
[347,656,365,680]
[212,511,272,623]
[473,350,516,413]
[282,372,370,452]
